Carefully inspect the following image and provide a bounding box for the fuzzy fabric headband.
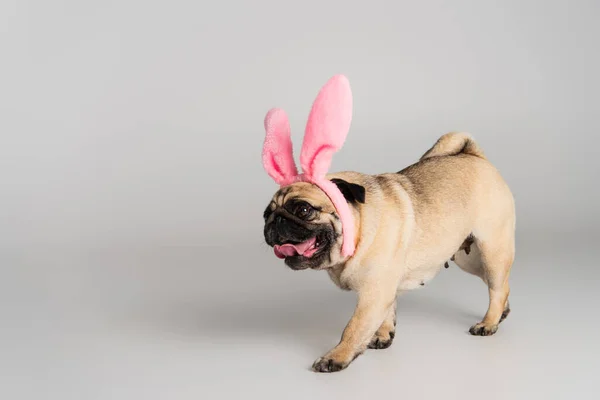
[262,74,356,257]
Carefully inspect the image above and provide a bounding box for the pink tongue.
[274,237,317,259]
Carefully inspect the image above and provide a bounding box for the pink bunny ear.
[262,108,299,186]
[300,75,353,180]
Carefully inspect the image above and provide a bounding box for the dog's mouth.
[273,236,325,260]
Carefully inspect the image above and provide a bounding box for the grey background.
[1,1,599,399]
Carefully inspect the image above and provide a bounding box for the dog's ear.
[330,178,365,204]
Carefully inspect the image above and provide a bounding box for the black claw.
[389,331,395,340]
[445,262,449,268]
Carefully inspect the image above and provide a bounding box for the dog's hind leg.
[452,234,512,334]
[464,225,514,336]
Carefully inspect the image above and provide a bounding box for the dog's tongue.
[274,237,317,259]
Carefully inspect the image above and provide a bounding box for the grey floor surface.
[1,231,598,400]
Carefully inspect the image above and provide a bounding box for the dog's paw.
[368,330,395,349]
[469,323,498,336]
[311,348,361,373]
[311,357,348,373]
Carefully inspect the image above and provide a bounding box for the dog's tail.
[420,132,486,160]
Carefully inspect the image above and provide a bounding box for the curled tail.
[420,132,486,160]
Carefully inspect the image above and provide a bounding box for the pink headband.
[262,74,356,257]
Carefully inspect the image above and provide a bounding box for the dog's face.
[263,178,365,270]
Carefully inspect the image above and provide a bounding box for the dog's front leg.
[312,286,396,373]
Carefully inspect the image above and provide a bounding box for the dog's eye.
[295,203,313,219]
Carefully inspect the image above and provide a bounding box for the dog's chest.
[327,266,353,291]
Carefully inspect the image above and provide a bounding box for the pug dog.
[262,131,515,373]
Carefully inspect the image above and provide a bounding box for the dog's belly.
[394,212,475,292]
[397,262,445,291]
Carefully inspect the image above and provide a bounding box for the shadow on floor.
[123,286,482,352]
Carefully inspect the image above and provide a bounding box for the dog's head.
[261,74,360,266]
[263,178,365,270]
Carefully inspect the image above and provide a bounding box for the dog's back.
[397,131,514,233]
